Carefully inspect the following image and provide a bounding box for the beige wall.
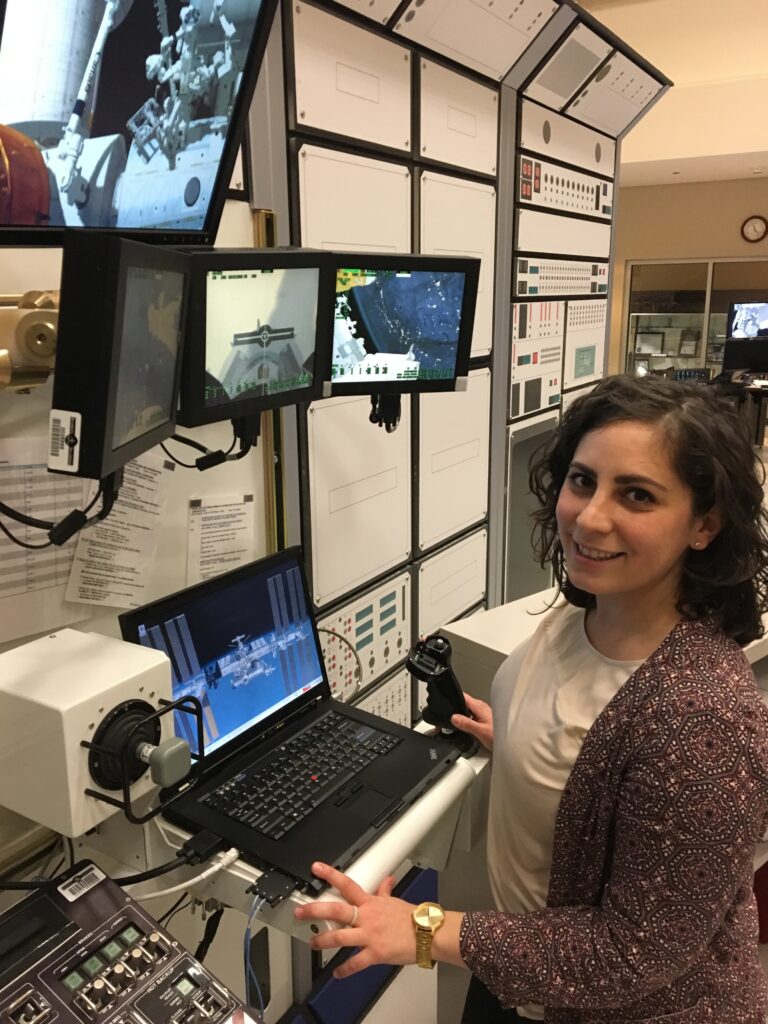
[608,177,768,371]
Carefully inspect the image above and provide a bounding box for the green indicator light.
[175,978,197,997]
[63,971,85,992]
[119,925,142,945]
[82,955,104,978]
[100,940,123,962]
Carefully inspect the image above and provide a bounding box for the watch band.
[415,925,435,969]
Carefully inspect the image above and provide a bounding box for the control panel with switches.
[318,571,411,701]
[0,863,252,1024]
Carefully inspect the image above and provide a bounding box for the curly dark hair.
[528,374,768,645]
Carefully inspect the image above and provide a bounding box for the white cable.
[128,847,241,902]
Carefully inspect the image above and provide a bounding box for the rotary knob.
[90,979,109,1008]
[110,963,130,990]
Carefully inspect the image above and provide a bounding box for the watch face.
[742,216,767,243]
[413,902,444,930]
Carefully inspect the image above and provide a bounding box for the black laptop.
[119,548,460,894]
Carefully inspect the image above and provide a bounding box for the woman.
[295,375,768,1023]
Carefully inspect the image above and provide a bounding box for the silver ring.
[348,905,359,927]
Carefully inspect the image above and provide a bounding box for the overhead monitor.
[330,254,479,395]
[177,249,336,427]
[723,339,768,375]
[727,302,768,340]
[0,0,278,245]
[49,231,188,480]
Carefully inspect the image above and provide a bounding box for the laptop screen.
[122,552,325,757]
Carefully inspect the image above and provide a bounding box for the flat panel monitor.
[49,231,188,480]
[118,547,328,765]
[330,254,480,395]
[722,339,768,375]
[0,0,277,245]
[727,302,768,340]
[177,249,335,427]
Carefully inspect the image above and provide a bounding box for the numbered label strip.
[515,256,609,298]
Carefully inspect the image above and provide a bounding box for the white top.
[487,602,641,1020]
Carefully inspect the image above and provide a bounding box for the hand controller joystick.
[406,634,478,757]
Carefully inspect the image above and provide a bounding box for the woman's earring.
[692,541,702,549]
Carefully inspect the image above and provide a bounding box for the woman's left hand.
[293,862,416,978]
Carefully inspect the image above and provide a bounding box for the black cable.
[194,907,225,962]
[111,853,191,887]
[170,434,210,455]
[0,875,60,891]
[0,520,53,549]
[158,893,191,926]
[161,443,198,469]
[66,837,75,869]
[0,498,53,530]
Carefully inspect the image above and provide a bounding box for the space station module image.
[0,0,264,230]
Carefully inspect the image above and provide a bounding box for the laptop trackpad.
[352,789,402,827]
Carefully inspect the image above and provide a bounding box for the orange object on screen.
[0,124,50,226]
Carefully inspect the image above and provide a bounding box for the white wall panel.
[519,99,616,175]
[504,410,558,601]
[307,394,411,606]
[566,53,664,137]
[561,381,597,415]
[394,0,557,81]
[293,5,411,152]
[563,299,607,389]
[318,571,411,699]
[419,368,490,551]
[420,171,496,358]
[355,667,412,728]
[524,25,611,111]
[516,208,611,258]
[320,0,402,26]
[298,145,411,251]
[420,61,498,175]
[418,529,487,636]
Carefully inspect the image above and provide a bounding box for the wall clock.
[741,215,768,243]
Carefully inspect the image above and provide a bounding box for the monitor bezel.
[722,338,768,375]
[328,252,480,397]
[726,301,768,341]
[118,546,330,773]
[50,231,189,480]
[0,0,278,247]
[176,248,336,428]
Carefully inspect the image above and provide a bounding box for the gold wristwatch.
[412,901,445,969]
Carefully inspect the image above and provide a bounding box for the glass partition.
[708,261,768,367]
[625,263,708,377]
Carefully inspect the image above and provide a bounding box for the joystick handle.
[406,634,469,729]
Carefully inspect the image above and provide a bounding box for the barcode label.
[50,419,65,457]
[58,865,106,902]
[48,409,81,472]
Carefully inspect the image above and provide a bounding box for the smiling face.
[555,420,720,618]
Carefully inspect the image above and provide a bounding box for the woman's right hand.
[451,693,494,751]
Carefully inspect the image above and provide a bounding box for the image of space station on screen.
[332,267,468,386]
[728,303,768,339]
[0,0,265,232]
[134,564,324,757]
[204,266,319,407]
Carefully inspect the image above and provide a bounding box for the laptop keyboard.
[199,710,402,841]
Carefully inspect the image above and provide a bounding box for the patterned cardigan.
[459,617,768,1023]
